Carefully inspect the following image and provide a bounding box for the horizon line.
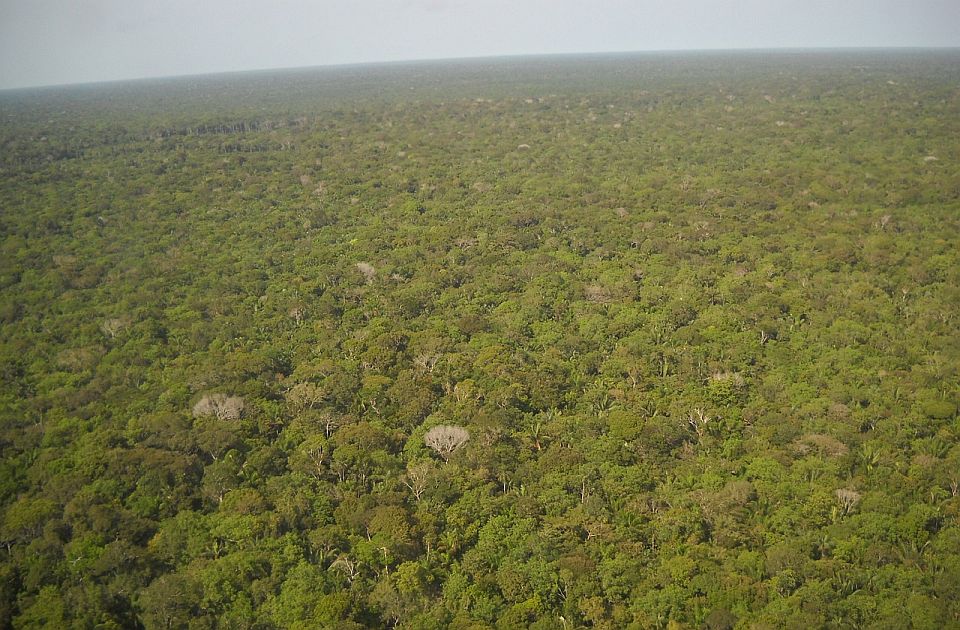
[3,45,958,93]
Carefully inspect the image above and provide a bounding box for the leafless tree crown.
[193,393,245,421]
[835,488,862,516]
[424,425,470,461]
[356,262,376,284]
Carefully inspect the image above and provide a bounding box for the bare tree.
[356,262,376,284]
[100,317,130,339]
[329,555,360,583]
[835,488,862,516]
[402,460,435,502]
[288,305,305,325]
[413,352,441,373]
[686,407,713,443]
[424,425,470,461]
[319,411,340,438]
[584,284,612,304]
[298,435,328,479]
[193,394,245,421]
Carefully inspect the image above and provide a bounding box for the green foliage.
[1,50,959,627]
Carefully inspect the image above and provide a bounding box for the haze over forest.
[2,0,959,89]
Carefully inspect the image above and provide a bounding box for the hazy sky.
[1,0,958,89]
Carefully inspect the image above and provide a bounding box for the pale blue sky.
[1,0,958,89]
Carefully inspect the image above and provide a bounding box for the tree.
[1,497,57,551]
[138,573,200,630]
[834,488,861,518]
[13,585,68,628]
[290,434,329,479]
[424,425,470,462]
[402,460,436,502]
[285,382,326,414]
[192,394,245,421]
[356,262,376,284]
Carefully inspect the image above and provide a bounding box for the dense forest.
[1,50,959,628]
